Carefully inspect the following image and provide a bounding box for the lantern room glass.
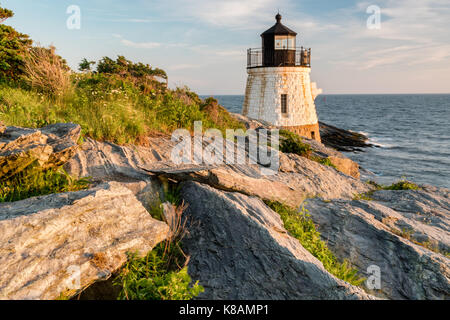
[275,35,296,50]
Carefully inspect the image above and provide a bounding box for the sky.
[2,0,450,94]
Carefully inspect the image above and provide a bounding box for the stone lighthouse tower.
[242,13,322,142]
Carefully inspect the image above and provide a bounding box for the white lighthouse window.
[281,94,288,114]
[275,36,287,50]
[275,36,295,50]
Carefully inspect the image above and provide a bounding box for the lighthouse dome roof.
[261,13,297,36]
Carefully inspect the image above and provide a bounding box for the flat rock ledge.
[180,181,375,300]
[0,182,169,300]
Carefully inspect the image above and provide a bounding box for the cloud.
[167,64,200,71]
[120,39,161,49]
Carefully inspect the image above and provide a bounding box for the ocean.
[202,94,450,189]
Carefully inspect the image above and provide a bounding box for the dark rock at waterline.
[319,121,374,152]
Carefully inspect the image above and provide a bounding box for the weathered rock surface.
[278,153,370,199]
[292,136,361,178]
[319,121,374,152]
[0,182,169,300]
[303,187,450,300]
[64,137,172,183]
[67,136,370,207]
[0,123,81,180]
[180,181,374,300]
[231,113,362,178]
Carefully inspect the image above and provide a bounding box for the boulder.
[180,181,374,300]
[0,182,169,300]
[303,187,450,300]
[0,123,81,180]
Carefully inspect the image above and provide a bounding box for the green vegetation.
[279,129,312,157]
[389,227,449,257]
[0,167,90,202]
[279,129,336,169]
[0,68,244,145]
[354,179,420,200]
[115,243,203,300]
[266,201,365,286]
[0,6,32,82]
[114,183,204,300]
[383,179,419,191]
[0,5,243,145]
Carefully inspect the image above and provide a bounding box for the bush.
[0,6,32,81]
[266,201,365,286]
[22,45,71,97]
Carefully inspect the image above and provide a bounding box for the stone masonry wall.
[242,66,319,129]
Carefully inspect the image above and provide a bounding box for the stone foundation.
[282,123,321,142]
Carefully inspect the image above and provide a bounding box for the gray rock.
[303,189,450,300]
[64,137,172,183]
[278,153,370,199]
[0,123,81,180]
[0,182,169,300]
[180,181,374,300]
[67,137,370,207]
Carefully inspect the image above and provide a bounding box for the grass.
[390,227,449,257]
[114,182,204,300]
[279,129,336,169]
[354,179,420,200]
[114,243,203,300]
[0,167,90,202]
[0,74,244,145]
[265,200,365,286]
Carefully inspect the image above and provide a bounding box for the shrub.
[266,201,365,286]
[22,45,71,97]
[0,167,90,202]
[0,6,32,81]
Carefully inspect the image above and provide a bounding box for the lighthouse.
[242,13,322,142]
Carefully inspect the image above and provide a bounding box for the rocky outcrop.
[67,136,370,207]
[231,113,362,178]
[0,182,169,300]
[180,181,374,300]
[303,186,450,300]
[319,121,374,152]
[64,137,173,183]
[295,136,361,178]
[278,153,370,199]
[0,123,81,180]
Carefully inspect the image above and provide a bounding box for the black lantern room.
[247,14,311,68]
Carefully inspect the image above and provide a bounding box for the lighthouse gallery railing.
[247,47,311,68]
